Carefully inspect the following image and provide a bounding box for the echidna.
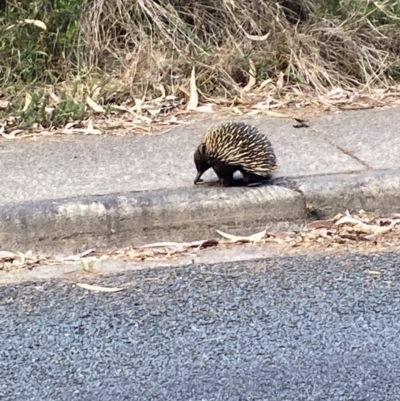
[194,122,278,186]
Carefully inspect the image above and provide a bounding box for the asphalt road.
[1,251,400,401]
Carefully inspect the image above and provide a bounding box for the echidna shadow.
[194,122,278,187]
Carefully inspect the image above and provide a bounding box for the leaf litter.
[76,283,124,293]
[1,210,400,275]
[2,73,400,139]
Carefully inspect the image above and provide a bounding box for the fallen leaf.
[50,93,60,104]
[76,283,124,293]
[276,71,285,92]
[243,59,256,92]
[62,120,102,135]
[390,219,400,228]
[338,104,375,111]
[358,209,376,223]
[335,216,391,235]
[22,93,32,112]
[91,85,101,99]
[64,122,78,129]
[248,229,267,242]
[2,129,23,139]
[304,220,334,230]
[0,100,9,109]
[293,118,310,128]
[80,249,96,258]
[231,107,243,115]
[141,242,184,248]
[326,87,346,100]
[0,251,17,260]
[259,78,273,90]
[85,120,102,135]
[86,96,105,113]
[247,109,260,115]
[22,19,47,30]
[134,98,143,115]
[216,228,266,243]
[262,110,290,118]
[194,104,215,113]
[186,67,199,111]
[245,32,270,41]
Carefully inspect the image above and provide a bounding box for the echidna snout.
[193,143,210,184]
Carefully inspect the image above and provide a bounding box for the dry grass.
[80,0,400,95]
[2,0,400,132]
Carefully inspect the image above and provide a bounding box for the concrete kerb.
[0,184,305,255]
[295,169,400,219]
[0,169,399,255]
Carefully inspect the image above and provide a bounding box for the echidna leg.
[242,172,266,186]
[212,163,236,186]
[217,174,235,187]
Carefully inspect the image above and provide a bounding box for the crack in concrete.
[309,126,372,170]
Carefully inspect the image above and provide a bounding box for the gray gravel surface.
[1,251,400,401]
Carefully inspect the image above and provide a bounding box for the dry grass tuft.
[80,0,400,97]
[2,0,400,132]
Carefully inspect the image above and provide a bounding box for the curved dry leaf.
[2,129,23,139]
[0,250,17,260]
[259,78,273,90]
[64,122,78,130]
[216,229,246,243]
[86,96,105,113]
[23,19,47,30]
[76,283,124,293]
[248,229,267,242]
[335,216,391,235]
[245,32,270,41]
[216,228,266,243]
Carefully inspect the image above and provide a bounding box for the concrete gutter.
[1,169,400,254]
